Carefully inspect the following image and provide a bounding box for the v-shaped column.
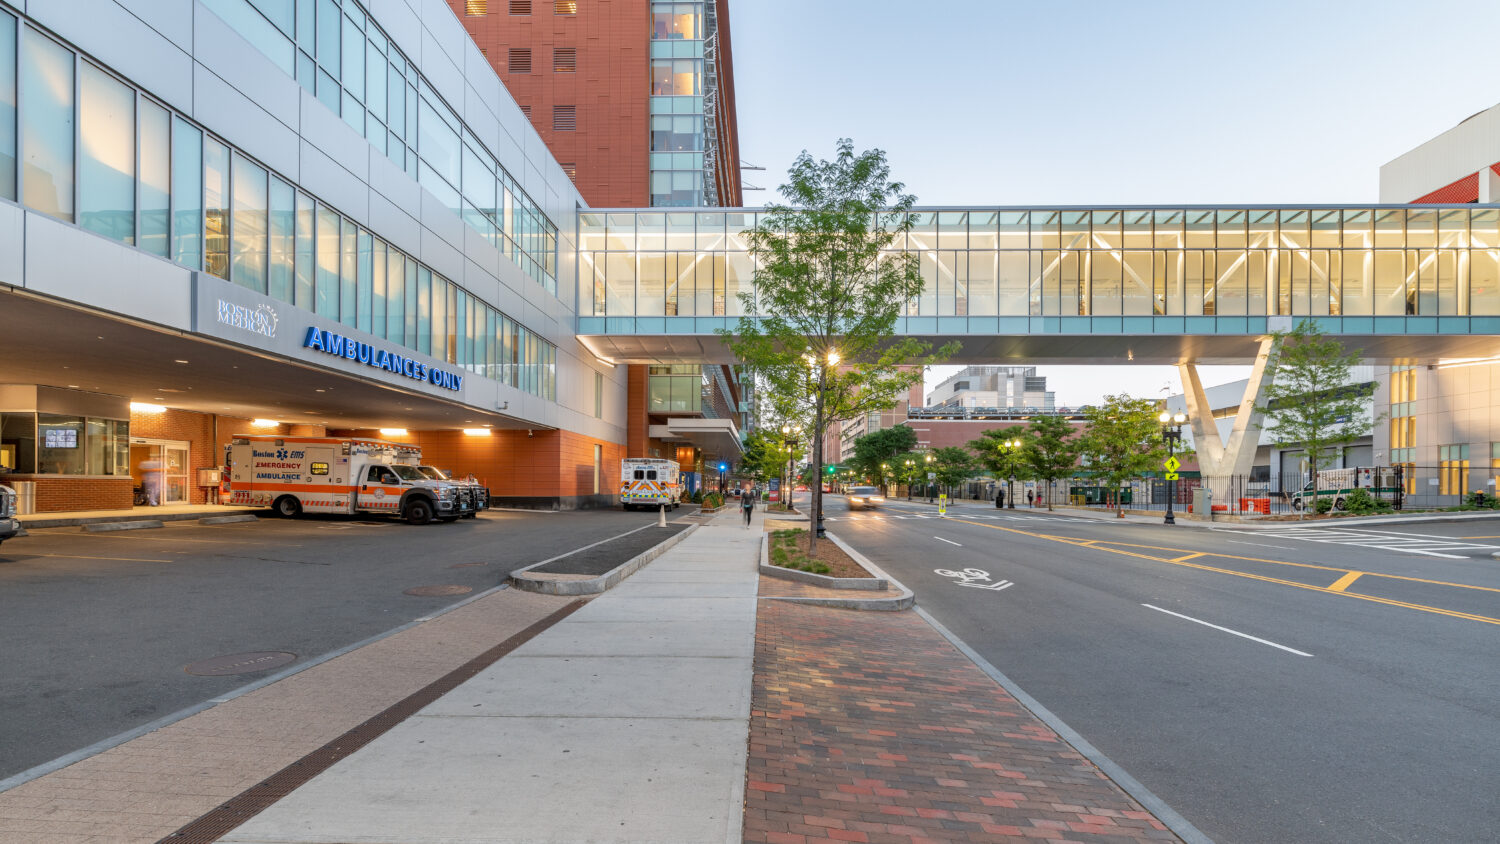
[1178,337,1275,506]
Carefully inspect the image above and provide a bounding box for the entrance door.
[130,439,191,505]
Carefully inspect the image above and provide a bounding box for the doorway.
[130,438,190,505]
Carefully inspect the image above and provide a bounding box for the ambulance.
[226,435,471,524]
[620,458,682,511]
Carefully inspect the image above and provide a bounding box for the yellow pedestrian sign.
[938,493,947,515]
[1163,456,1181,473]
[1164,472,1180,481]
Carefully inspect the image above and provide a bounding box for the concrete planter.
[757,531,914,611]
[511,524,699,595]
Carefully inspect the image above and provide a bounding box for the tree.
[968,428,1030,479]
[1257,319,1379,518]
[1079,395,1168,518]
[1022,415,1083,511]
[850,425,918,491]
[720,139,957,553]
[931,446,976,492]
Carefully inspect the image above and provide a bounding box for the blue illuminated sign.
[302,328,464,392]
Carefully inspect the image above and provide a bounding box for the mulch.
[769,530,872,579]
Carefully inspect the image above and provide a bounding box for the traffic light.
[718,463,728,472]
[826,466,835,474]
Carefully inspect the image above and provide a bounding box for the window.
[594,371,603,418]
[138,100,170,257]
[561,163,576,180]
[465,0,487,14]
[593,444,601,494]
[78,63,136,243]
[552,105,575,131]
[0,12,15,200]
[230,153,269,292]
[204,138,230,279]
[519,104,531,119]
[508,48,531,73]
[556,0,577,13]
[21,28,74,221]
[172,117,202,268]
[553,47,575,72]
[509,0,531,14]
[1440,445,1470,496]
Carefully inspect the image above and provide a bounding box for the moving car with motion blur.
[846,485,884,510]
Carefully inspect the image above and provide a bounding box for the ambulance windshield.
[390,465,425,481]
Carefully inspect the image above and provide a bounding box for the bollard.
[658,503,667,527]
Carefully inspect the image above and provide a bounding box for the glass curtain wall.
[201,0,558,293]
[4,16,557,401]
[649,1,706,206]
[580,208,1500,319]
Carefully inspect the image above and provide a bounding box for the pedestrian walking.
[741,485,755,528]
[995,486,1005,509]
[1026,488,1035,508]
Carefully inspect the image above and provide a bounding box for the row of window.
[648,2,707,207]
[506,48,576,74]
[0,414,129,476]
[581,247,1500,318]
[0,13,557,401]
[465,0,577,16]
[212,0,559,293]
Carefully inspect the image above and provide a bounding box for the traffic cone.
[658,503,667,527]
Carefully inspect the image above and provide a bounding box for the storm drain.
[157,599,583,843]
[185,652,297,677]
[403,585,473,597]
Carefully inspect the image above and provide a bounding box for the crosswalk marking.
[1218,526,1500,558]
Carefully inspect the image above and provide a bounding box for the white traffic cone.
[658,503,667,527]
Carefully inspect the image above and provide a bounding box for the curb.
[509,523,700,595]
[758,560,888,591]
[757,530,915,611]
[19,508,261,529]
[82,520,164,532]
[200,514,260,525]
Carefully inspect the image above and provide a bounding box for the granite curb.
[19,508,261,528]
[509,523,701,595]
[82,519,164,532]
[757,530,915,611]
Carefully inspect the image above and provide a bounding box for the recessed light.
[315,389,326,393]
[175,359,189,364]
[67,384,79,388]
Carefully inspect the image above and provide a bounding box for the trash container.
[13,480,36,515]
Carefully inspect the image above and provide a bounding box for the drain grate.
[403,585,473,597]
[185,652,297,677]
[157,599,583,843]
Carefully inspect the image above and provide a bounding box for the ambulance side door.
[302,447,339,512]
[357,465,405,514]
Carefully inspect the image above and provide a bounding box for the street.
[823,495,1500,844]
[0,508,671,782]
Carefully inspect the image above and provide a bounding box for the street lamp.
[923,453,935,503]
[903,459,914,500]
[780,423,803,513]
[1159,411,1187,525]
[881,463,890,496]
[999,438,1022,509]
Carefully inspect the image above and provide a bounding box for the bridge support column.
[1178,338,1275,513]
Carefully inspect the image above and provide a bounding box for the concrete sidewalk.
[220,506,765,844]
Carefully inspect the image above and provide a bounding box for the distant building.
[926,366,1055,413]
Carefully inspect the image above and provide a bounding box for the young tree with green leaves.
[1257,319,1379,518]
[931,446,977,495]
[850,425,918,491]
[1079,395,1169,518]
[1022,415,1082,511]
[720,139,957,553]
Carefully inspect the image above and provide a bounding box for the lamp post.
[881,463,890,497]
[924,453,935,503]
[1159,411,1187,525]
[999,438,1022,509]
[903,459,914,499]
[780,423,802,514]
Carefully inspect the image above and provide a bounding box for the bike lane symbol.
[933,567,1014,591]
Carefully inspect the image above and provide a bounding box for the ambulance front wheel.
[405,498,435,525]
[272,496,302,518]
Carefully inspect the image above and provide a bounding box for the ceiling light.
[175,359,189,364]
[380,428,409,437]
[67,384,78,388]
[463,428,492,436]
[130,402,168,413]
[251,418,279,428]
[315,389,326,393]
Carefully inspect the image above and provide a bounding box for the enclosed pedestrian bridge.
[575,205,1500,365]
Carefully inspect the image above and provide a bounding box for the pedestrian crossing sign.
[1163,456,1181,472]
[1164,472,1180,480]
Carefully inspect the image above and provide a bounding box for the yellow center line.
[943,517,1500,626]
[1328,571,1364,592]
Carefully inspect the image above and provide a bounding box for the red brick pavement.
[743,601,1181,843]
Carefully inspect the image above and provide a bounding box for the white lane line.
[933,536,962,547]
[1370,546,1468,559]
[1225,540,1296,550]
[1141,604,1314,657]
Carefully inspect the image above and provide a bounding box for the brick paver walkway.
[744,601,1180,843]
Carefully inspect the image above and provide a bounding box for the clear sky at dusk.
[726,0,1500,404]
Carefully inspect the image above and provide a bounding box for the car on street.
[847,485,884,510]
[0,485,20,545]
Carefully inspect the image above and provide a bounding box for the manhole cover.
[185,651,297,677]
[404,585,474,597]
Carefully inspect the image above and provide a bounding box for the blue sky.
[726,0,1500,403]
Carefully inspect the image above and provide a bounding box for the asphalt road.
[0,507,672,781]
[823,496,1500,844]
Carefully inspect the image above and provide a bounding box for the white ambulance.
[226,435,471,524]
[620,458,682,511]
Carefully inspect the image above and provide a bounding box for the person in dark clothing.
[741,487,755,527]
[1027,489,1035,507]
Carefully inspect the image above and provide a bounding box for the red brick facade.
[448,0,650,207]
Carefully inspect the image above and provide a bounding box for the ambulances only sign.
[302,327,464,392]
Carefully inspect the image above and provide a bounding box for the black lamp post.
[780,423,802,514]
[1159,411,1187,524]
[999,438,1022,509]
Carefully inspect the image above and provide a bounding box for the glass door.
[164,445,189,504]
